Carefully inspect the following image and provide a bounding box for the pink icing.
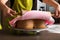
[9,10,55,27]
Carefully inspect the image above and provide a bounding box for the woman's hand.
[3,6,17,17]
[0,0,17,17]
[54,5,60,18]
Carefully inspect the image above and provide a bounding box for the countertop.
[0,30,60,40]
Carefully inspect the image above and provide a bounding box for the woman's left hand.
[54,5,60,18]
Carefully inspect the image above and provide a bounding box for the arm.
[0,0,8,10]
[43,0,59,9]
[43,0,60,18]
[0,0,16,17]
[0,0,8,4]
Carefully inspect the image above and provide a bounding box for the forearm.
[0,0,8,10]
[43,0,59,9]
[0,0,8,4]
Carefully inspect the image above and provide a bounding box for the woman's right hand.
[55,5,60,18]
[3,6,17,17]
[0,0,17,17]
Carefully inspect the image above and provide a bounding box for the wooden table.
[0,30,60,40]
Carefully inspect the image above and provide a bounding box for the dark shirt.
[10,0,14,8]
[39,0,43,2]
[58,0,60,4]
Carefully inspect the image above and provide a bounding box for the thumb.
[55,9,59,16]
[10,9,17,15]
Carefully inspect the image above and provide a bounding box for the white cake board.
[47,24,60,34]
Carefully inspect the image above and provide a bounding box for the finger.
[55,10,59,16]
[51,13,57,18]
[59,13,60,18]
[10,10,17,15]
[8,13,14,17]
[56,11,60,18]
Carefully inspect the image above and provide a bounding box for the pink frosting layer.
[9,10,55,27]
